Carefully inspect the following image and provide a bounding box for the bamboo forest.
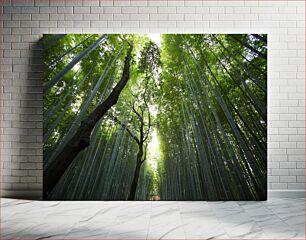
[43,34,267,201]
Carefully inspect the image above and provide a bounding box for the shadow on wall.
[2,38,45,200]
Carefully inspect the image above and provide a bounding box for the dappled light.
[43,34,267,200]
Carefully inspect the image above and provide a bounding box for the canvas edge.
[1,190,42,200]
[1,190,304,200]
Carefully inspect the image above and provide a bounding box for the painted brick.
[271,183,288,190]
[148,1,167,7]
[58,21,73,28]
[177,7,196,14]
[139,20,158,28]
[138,7,157,14]
[57,7,73,14]
[90,7,104,14]
[90,21,108,28]
[269,176,279,183]
[50,14,65,21]
[297,177,305,183]
[65,1,82,7]
[121,7,138,14]
[130,14,149,21]
[209,7,225,13]
[168,14,184,21]
[1,0,305,198]
[99,14,113,21]
[12,14,31,21]
[20,21,39,28]
[39,6,57,14]
[150,14,168,21]
[74,21,90,28]
[39,21,57,28]
[184,14,202,21]
[3,6,21,13]
[82,0,99,7]
[12,28,31,35]
[21,7,39,14]
[280,176,296,183]
[65,14,83,21]
[84,14,100,21]
[280,162,296,169]
[185,1,202,7]
[288,183,305,189]
[210,21,234,28]
[121,20,139,28]
[32,13,49,20]
[74,7,90,14]
[158,7,176,14]
[131,0,147,7]
[167,1,185,7]
[104,7,121,14]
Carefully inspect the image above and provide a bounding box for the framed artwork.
[43,34,267,200]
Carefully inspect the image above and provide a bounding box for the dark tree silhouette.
[44,43,133,198]
[109,91,151,200]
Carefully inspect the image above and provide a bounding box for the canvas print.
[43,34,267,200]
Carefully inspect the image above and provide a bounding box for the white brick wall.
[1,0,305,198]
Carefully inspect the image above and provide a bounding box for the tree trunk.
[44,44,133,198]
[251,34,267,44]
[44,34,107,93]
[229,35,267,60]
[47,35,94,68]
[128,143,143,200]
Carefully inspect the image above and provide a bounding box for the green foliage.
[44,33,267,200]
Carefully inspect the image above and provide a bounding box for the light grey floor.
[2,198,305,239]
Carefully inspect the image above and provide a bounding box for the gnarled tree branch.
[44,43,134,198]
